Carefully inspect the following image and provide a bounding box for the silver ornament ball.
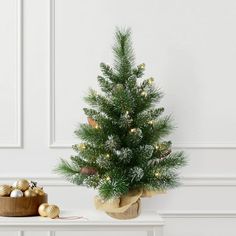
[10,189,23,198]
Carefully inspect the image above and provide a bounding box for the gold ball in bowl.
[24,188,37,197]
[38,203,49,217]
[15,179,30,191]
[46,205,60,219]
[33,187,45,196]
[0,185,11,196]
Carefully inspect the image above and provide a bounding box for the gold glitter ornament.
[15,179,30,191]
[38,203,49,217]
[33,187,45,196]
[24,188,37,197]
[46,205,60,219]
[0,185,11,196]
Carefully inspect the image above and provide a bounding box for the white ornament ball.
[10,189,23,198]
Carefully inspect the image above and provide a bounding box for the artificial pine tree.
[56,28,186,201]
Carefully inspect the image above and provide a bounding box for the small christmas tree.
[56,28,186,200]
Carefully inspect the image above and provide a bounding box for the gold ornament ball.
[38,203,49,217]
[0,185,11,196]
[24,188,37,197]
[46,205,60,219]
[15,179,30,191]
[33,187,45,196]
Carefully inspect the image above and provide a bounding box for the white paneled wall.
[0,0,22,147]
[0,0,236,235]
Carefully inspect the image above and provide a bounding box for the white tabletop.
[0,210,164,226]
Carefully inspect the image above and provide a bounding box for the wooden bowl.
[0,194,48,217]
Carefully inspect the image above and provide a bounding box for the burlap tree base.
[95,188,164,220]
[106,199,141,220]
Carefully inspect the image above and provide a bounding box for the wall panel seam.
[0,0,23,148]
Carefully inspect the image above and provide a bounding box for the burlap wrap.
[95,188,163,213]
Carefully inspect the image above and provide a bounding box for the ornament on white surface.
[0,185,12,197]
[46,205,60,219]
[10,189,23,198]
[38,203,49,217]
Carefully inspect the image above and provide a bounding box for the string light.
[141,91,147,97]
[138,63,145,69]
[130,128,137,133]
[106,176,111,181]
[106,154,110,158]
[79,143,86,150]
[148,77,154,84]
[148,120,154,125]
[155,172,159,177]
[125,111,129,115]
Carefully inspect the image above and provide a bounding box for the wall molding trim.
[0,0,23,148]
[159,211,236,218]
[49,0,56,147]
[49,0,71,148]
[1,175,236,187]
